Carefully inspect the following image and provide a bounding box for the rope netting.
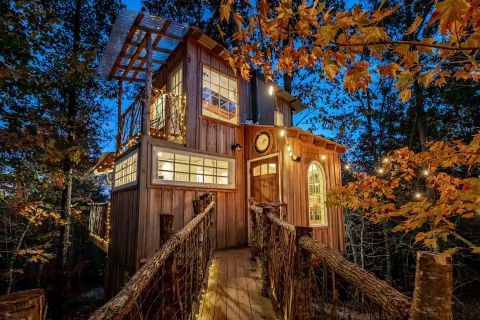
[90,200,214,320]
[250,200,410,320]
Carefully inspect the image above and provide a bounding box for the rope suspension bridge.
[88,198,452,320]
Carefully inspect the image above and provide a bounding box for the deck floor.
[197,248,277,320]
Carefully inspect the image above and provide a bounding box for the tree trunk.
[298,236,411,320]
[413,80,427,151]
[410,251,453,320]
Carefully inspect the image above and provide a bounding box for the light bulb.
[268,85,274,96]
[422,169,429,176]
[415,192,422,199]
[287,145,291,152]
[321,154,327,161]
[377,168,384,174]
[344,164,350,170]
[280,129,285,137]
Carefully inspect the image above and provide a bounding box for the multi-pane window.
[274,110,284,126]
[202,66,238,124]
[253,163,277,176]
[168,63,184,138]
[308,162,327,226]
[153,147,235,188]
[114,152,137,188]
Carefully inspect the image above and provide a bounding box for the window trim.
[152,146,236,189]
[201,64,239,125]
[113,150,138,190]
[307,161,328,227]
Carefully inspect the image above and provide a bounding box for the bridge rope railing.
[249,200,412,320]
[90,200,215,320]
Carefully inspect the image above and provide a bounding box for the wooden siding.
[185,38,250,152]
[276,96,293,127]
[106,187,139,296]
[244,125,345,252]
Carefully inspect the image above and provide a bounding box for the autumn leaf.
[405,15,423,35]
[419,71,435,87]
[377,63,401,79]
[435,0,471,36]
[398,88,412,103]
[219,3,231,22]
[344,61,371,92]
[324,62,340,80]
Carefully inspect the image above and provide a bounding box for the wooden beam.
[121,33,148,81]
[111,76,145,83]
[326,143,336,151]
[123,54,166,65]
[137,25,185,41]
[109,14,144,80]
[117,65,148,73]
[133,22,171,79]
[313,137,326,148]
[128,43,173,54]
[335,145,347,154]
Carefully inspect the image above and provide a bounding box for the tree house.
[94,9,347,295]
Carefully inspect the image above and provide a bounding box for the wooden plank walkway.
[197,248,277,320]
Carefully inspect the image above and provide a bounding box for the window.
[308,162,327,226]
[202,66,238,124]
[153,147,235,188]
[274,110,284,126]
[114,151,137,188]
[168,63,184,140]
[253,163,277,176]
[151,90,166,131]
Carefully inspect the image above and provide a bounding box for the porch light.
[268,85,274,96]
[287,145,291,152]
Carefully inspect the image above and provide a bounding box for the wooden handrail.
[89,201,215,320]
[298,235,411,320]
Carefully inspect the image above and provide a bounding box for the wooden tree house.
[94,10,347,295]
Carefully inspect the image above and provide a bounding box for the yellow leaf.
[220,4,231,22]
[443,247,459,256]
[419,71,434,87]
[324,63,340,80]
[405,15,423,35]
[399,88,412,103]
[472,247,480,254]
[435,0,471,36]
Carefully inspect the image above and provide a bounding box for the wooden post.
[292,226,313,320]
[410,251,453,320]
[249,203,260,259]
[159,213,174,246]
[193,199,204,216]
[259,206,272,297]
[116,80,123,151]
[0,289,46,320]
[142,31,152,135]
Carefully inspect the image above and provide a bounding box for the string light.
[414,192,422,199]
[320,154,327,161]
[382,157,389,164]
[376,168,384,174]
[422,169,429,176]
[280,129,285,137]
[344,164,351,170]
[287,145,291,152]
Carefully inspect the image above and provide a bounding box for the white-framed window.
[274,110,284,126]
[308,162,327,226]
[152,146,235,188]
[113,151,138,188]
[202,65,238,124]
[168,63,184,138]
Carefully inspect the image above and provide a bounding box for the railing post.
[259,206,272,297]
[249,200,260,259]
[159,213,174,246]
[293,226,314,320]
[410,251,453,320]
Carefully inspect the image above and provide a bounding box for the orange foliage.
[327,132,480,255]
[219,0,480,101]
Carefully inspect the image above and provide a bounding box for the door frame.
[246,152,282,243]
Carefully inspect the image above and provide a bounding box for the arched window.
[308,162,327,226]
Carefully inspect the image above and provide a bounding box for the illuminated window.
[114,151,137,188]
[308,162,327,226]
[274,110,284,126]
[168,63,184,140]
[253,162,277,176]
[202,66,238,124]
[153,147,235,188]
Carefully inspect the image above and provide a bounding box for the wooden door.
[250,157,279,203]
